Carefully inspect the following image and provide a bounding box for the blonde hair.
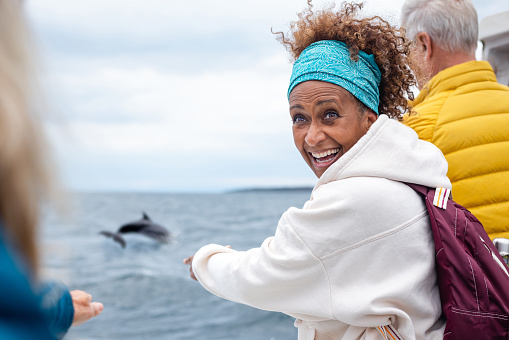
[0,0,56,274]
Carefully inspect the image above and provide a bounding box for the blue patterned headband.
[287,40,382,114]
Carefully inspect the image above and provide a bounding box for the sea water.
[40,190,311,340]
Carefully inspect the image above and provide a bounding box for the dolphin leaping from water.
[100,212,170,248]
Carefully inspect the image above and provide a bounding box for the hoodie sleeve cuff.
[38,280,74,339]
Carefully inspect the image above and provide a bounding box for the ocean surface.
[40,190,312,340]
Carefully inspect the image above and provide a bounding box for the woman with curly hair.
[185,2,448,339]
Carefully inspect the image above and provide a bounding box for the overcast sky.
[25,0,508,193]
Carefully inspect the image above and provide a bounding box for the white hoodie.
[192,115,451,340]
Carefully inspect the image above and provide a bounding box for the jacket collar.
[411,60,496,107]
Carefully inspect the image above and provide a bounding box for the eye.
[324,110,339,120]
[292,114,307,124]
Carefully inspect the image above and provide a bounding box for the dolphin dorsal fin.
[142,212,151,220]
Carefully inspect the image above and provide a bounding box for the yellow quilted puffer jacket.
[403,60,509,239]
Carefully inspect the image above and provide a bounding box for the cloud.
[48,52,292,148]
[27,0,509,192]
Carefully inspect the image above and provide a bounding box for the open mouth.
[310,148,340,167]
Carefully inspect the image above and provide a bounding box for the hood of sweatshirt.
[314,115,451,192]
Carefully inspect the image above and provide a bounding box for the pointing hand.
[183,255,197,281]
[70,290,104,326]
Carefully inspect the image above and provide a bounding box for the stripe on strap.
[376,325,403,340]
[433,187,450,209]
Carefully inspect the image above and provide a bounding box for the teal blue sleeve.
[0,232,56,340]
[38,281,75,339]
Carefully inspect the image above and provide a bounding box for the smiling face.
[289,80,378,178]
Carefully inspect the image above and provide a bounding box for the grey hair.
[401,0,478,54]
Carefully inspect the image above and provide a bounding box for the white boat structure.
[480,10,509,86]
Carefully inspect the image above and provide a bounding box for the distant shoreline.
[66,186,315,195]
[227,186,314,194]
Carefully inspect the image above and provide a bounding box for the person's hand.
[183,255,197,281]
[70,290,104,326]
